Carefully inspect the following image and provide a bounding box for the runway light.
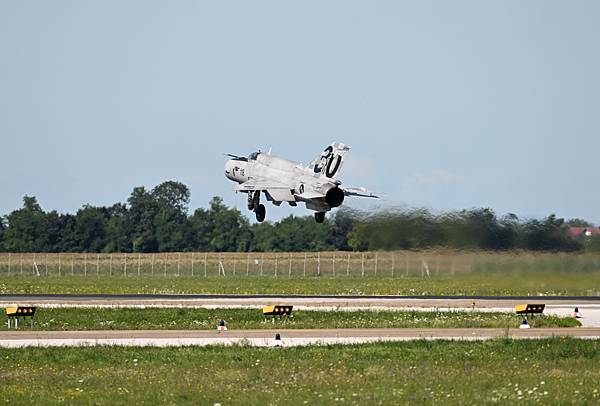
[262,305,293,316]
[274,333,283,347]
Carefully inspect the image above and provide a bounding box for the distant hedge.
[0,181,590,253]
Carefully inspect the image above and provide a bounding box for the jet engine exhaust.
[325,187,345,207]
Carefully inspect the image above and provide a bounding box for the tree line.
[0,181,596,253]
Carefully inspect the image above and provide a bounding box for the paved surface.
[0,328,598,347]
[2,293,600,302]
[1,294,599,309]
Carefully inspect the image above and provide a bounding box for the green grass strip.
[2,273,600,296]
[0,338,598,404]
[0,308,580,331]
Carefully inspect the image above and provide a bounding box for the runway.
[2,294,599,309]
[0,328,598,347]
[2,293,600,302]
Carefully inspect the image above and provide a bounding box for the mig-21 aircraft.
[224,142,378,223]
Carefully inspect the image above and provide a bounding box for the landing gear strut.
[315,212,326,223]
[248,191,260,211]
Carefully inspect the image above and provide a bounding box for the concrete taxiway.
[0,328,598,348]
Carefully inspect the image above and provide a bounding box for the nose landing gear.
[247,193,254,211]
[248,191,266,222]
[248,191,260,211]
[255,204,266,222]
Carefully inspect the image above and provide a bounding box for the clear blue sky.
[1,1,599,223]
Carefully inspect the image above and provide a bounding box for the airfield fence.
[0,251,599,278]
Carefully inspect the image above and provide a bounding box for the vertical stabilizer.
[309,143,350,179]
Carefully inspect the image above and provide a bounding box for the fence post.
[361,252,365,277]
[7,253,11,276]
[138,253,142,276]
[317,252,321,276]
[391,252,395,277]
[151,253,155,276]
[32,253,36,275]
[275,254,278,277]
[124,254,127,277]
[191,253,195,277]
[288,253,292,277]
[260,253,264,276]
[97,254,100,277]
[33,254,40,276]
[177,253,181,277]
[374,252,378,276]
[20,253,23,275]
[346,253,350,276]
[204,253,207,277]
[164,254,167,277]
[45,253,48,276]
[246,253,250,276]
[84,253,87,277]
[332,252,336,276]
[405,253,409,277]
[58,253,61,276]
[109,254,112,276]
[421,257,431,277]
[71,253,74,276]
[233,254,236,276]
[303,253,307,277]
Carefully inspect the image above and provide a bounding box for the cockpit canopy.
[248,151,261,161]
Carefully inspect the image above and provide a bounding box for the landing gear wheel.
[315,212,326,223]
[255,204,266,222]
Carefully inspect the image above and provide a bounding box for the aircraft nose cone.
[224,160,235,180]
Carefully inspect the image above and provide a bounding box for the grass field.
[1,339,598,404]
[1,272,599,296]
[1,250,599,296]
[0,308,580,331]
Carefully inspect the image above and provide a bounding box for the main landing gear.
[248,191,266,222]
[315,212,326,223]
[255,204,266,222]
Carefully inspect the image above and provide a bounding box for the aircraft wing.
[341,186,379,199]
[235,178,292,192]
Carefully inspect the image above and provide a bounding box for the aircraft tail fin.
[309,142,350,179]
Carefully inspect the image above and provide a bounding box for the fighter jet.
[224,142,378,223]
